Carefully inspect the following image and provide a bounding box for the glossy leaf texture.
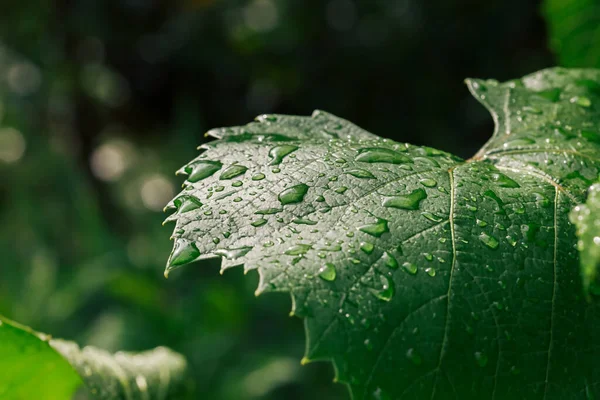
[571,183,600,297]
[165,68,600,399]
[544,0,600,68]
[0,315,190,400]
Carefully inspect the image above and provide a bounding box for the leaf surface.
[165,68,600,399]
[0,315,189,400]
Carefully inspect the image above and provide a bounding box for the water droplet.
[522,106,542,114]
[479,232,499,249]
[371,275,394,301]
[425,267,436,277]
[355,147,411,164]
[346,168,376,179]
[319,263,337,281]
[169,241,200,266]
[533,192,550,208]
[476,219,487,227]
[402,262,418,275]
[220,164,248,180]
[423,253,433,261]
[421,212,443,222]
[185,161,222,182]
[383,188,427,210]
[571,96,592,107]
[360,242,375,254]
[269,145,299,165]
[231,180,243,187]
[292,218,317,225]
[252,173,266,181]
[420,178,437,187]
[256,208,282,215]
[279,184,309,205]
[359,218,389,237]
[491,173,520,188]
[474,351,488,367]
[406,348,422,366]
[214,246,253,260]
[174,196,203,213]
[251,218,268,227]
[383,251,398,269]
[335,186,348,194]
[285,244,312,255]
[484,189,506,215]
[364,338,373,351]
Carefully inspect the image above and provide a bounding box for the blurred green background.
[0,0,592,398]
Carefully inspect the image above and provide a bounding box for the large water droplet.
[402,262,418,275]
[251,218,268,227]
[269,145,299,165]
[484,190,506,215]
[279,184,309,205]
[491,173,520,188]
[359,218,389,237]
[360,242,375,254]
[173,195,203,213]
[346,168,376,179]
[319,263,337,281]
[169,241,200,266]
[285,244,312,255]
[383,188,427,210]
[383,251,398,269]
[185,160,222,182]
[355,147,411,164]
[213,246,253,260]
[371,275,394,301]
[479,232,499,249]
[420,178,437,187]
[220,164,248,180]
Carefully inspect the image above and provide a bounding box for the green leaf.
[571,183,600,297]
[544,0,600,68]
[165,68,600,399]
[0,315,190,400]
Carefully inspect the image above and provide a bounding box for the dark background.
[0,0,556,398]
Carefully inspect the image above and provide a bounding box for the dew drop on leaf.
[318,263,337,281]
[219,164,248,180]
[346,168,376,179]
[406,348,422,366]
[474,351,488,367]
[169,241,200,266]
[284,244,312,255]
[355,147,411,164]
[490,172,520,188]
[360,242,375,254]
[419,178,437,187]
[479,232,499,249]
[252,173,266,181]
[173,196,203,213]
[213,246,253,260]
[269,145,299,165]
[185,160,222,182]
[279,184,309,205]
[383,251,398,269]
[359,218,389,237]
[421,212,444,222]
[251,218,268,227]
[571,96,592,107]
[425,267,436,277]
[382,188,427,210]
[402,262,418,275]
[371,275,394,301]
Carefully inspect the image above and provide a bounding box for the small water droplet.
[335,186,348,194]
[421,212,444,222]
[476,219,487,227]
[371,275,394,301]
[479,232,499,249]
[491,172,520,188]
[383,188,427,210]
[214,246,253,260]
[571,96,592,107]
[279,184,309,205]
[252,173,266,181]
[425,267,436,277]
[474,351,488,367]
[319,263,337,281]
[360,242,375,254]
[406,348,422,366]
[292,218,317,225]
[220,164,248,180]
[251,218,268,227]
[285,244,312,255]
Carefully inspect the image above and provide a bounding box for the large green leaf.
[544,0,600,68]
[165,68,600,399]
[0,315,190,399]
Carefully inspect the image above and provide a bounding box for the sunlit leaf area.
[2,0,600,399]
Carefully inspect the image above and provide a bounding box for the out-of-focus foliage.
[571,184,600,297]
[0,315,190,400]
[0,0,554,398]
[544,0,600,68]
